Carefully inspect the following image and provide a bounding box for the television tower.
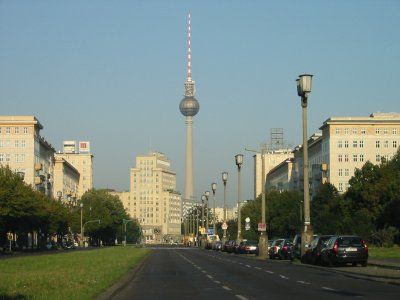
[179,12,199,203]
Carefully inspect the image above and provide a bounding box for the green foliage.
[371,226,399,247]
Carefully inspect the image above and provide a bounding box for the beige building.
[0,116,55,197]
[214,206,237,222]
[266,112,400,195]
[109,190,131,215]
[252,149,293,199]
[57,141,93,198]
[53,155,80,204]
[130,152,182,243]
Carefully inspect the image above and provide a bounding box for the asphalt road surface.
[112,247,400,300]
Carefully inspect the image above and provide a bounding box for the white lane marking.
[214,280,221,284]
[207,275,213,279]
[245,264,251,268]
[236,295,249,300]
[279,275,289,280]
[265,270,274,274]
[297,280,311,285]
[202,270,207,274]
[222,286,232,291]
[322,287,335,291]
[254,267,261,270]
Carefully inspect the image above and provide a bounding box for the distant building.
[266,112,400,195]
[130,152,182,243]
[0,116,55,197]
[53,155,80,204]
[57,141,93,198]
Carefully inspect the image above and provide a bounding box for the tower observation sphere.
[179,96,199,117]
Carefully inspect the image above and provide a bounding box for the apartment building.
[130,152,182,243]
[252,149,293,199]
[57,141,93,198]
[266,112,400,195]
[0,116,55,197]
[53,155,80,203]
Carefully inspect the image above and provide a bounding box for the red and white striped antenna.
[187,12,192,82]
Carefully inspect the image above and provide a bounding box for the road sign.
[258,223,266,232]
[245,217,250,223]
[245,224,250,230]
[222,222,228,230]
[207,229,214,235]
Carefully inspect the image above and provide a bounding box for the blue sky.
[1,1,399,206]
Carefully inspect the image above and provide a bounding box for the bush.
[371,226,399,247]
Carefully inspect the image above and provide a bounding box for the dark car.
[321,236,368,267]
[268,239,284,259]
[304,235,333,265]
[276,239,294,260]
[213,240,223,251]
[234,240,243,254]
[224,240,236,252]
[239,240,258,254]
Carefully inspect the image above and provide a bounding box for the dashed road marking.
[265,270,274,274]
[245,264,251,268]
[279,275,289,280]
[254,267,261,270]
[202,270,207,274]
[214,280,221,284]
[322,287,335,291]
[222,286,232,291]
[207,275,213,279]
[297,280,311,285]
[236,295,249,300]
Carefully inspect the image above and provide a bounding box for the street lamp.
[80,203,83,247]
[222,172,228,243]
[297,74,314,258]
[82,219,101,247]
[211,183,217,236]
[235,154,244,243]
[201,194,206,248]
[123,219,133,246]
[205,190,210,233]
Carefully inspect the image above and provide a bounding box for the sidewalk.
[368,258,400,270]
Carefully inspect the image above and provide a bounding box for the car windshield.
[338,237,362,247]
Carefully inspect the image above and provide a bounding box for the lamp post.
[123,219,133,246]
[296,74,314,258]
[205,191,210,233]
[222,172,228,243]
[82,219,101,247]
[201,194,206,248]
[196,203,199,246]
[80,203,83,247]
[235,154,244,243]
[211,183,217,235]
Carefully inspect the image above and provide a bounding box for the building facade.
[252,149,293,199]
[266,112,400,195]
[53,155,80,204]
[57,141,93,198]
[130,152,182,243]
[0,116,55,197]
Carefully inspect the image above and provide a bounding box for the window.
[338,182,343,192]
[23,127,28,134]
[359,140,364,148]
[393,128,398,135]
[384,140,389,148]
[376,154,381,163]
[14,127,19,134]
[360,154,364,162]
[353,141,357,148]
[384,128,388,135]
[353,154,357,162]
[0,154,11,162]
[361,128,366,135]
[353,128,357,134]
[15,154,25,163]
[345,169,349,176]
[335,128,340,134]
[344,141,349,148]
[338,169,343,176]
[344,128,349,134]
[344,155,349,162]
[0,127,2,134]
[394,141,398,148]
[376,140,380,148]
[6,127,10,134]
[338,141,342,148]
[375,128,381,134]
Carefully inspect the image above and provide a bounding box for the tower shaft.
[185,116,194,201]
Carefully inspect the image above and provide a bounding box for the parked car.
[267,240,274,251]
[234,240,244,254]
[268,239,284,259]
[224,240,236,253]
[238,240,258,254]
[276,239,294,260]
[213,240,223,251]
[321,235,368,267]
[304,235,333,265]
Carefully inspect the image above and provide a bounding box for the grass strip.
[368,246,400,260]
[0,247,150,299]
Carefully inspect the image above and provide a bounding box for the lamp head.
[222,171,228,183]
[212,183,217,194]
[235,154,244,167]
[205,191,210,198]
[201,195,206,202]
[298,74,313,96]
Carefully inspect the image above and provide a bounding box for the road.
[112,247,400,300]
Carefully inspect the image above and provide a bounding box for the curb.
[96,252,151,300]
